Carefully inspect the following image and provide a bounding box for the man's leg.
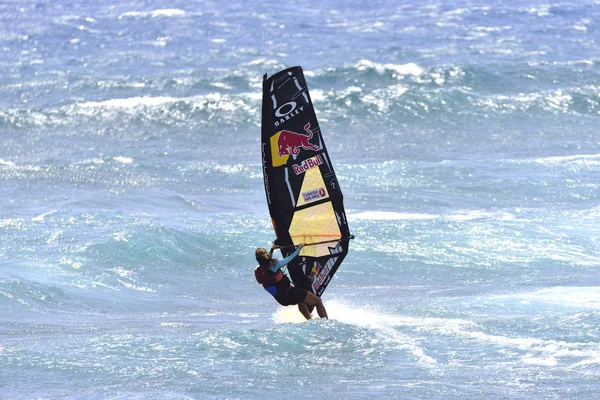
[298,303,312,320]
[303,292,328,319]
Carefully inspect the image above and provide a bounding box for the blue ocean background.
[2,0,600,398]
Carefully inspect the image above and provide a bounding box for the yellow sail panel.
[289,201,341,257]
[296,165,329,207]
[270,132,289,167]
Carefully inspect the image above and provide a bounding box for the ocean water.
[1,0,600,398]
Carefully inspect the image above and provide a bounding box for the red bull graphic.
[310,261,331,293]
[270,122,321,167]
[310,263,322,281]
[277,123,320,157]
[292,154,323,175]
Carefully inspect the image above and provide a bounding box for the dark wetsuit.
[254,245,307,306]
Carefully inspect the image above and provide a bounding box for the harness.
[254,264,291,299]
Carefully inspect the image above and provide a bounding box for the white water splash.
[119,9,186,19]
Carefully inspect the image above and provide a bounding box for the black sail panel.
[261,66,352,296]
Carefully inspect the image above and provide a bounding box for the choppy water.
[2,0,600,398]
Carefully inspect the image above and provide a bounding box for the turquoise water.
[1,0,600,398]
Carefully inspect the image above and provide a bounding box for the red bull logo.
[310,263,322,280]
[292,154,323,175]
[310,261,331,293]
[277,123,320,157]
[270,123,320,167]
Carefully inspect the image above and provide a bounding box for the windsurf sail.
[261,66,353,296]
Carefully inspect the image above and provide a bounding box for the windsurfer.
[254,242,328,320]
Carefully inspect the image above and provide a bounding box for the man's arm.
[268,244,304,273]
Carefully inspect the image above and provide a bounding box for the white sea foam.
[210,82,233,90]
[361,85,408,112]
[119,9,186,19]
[78,96,180,109]
[114,156,133,165]
[533,153,600,165]
[530,59,595,67]
[59,257,82,269]
[477,86,600,115]
[0,159,16,167]
[545,89,573,111]
[388,63,424,77]
[522,356,559,366]
[324,299,600,369]
[447,210,516,221]
[308,89,325,102]
[323,301,438,365]
[350,210,515,222]
[114,267,134,278]
[465,328,600,368]
[490,287,600,309]
[571,356,600,369]
[525,6,551,17]
[118,279,156,293]
[354,59,424,77]
[159,322,189,328]
[351,211,439,221]
[32,210,57,222]
[73,93,258,117]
